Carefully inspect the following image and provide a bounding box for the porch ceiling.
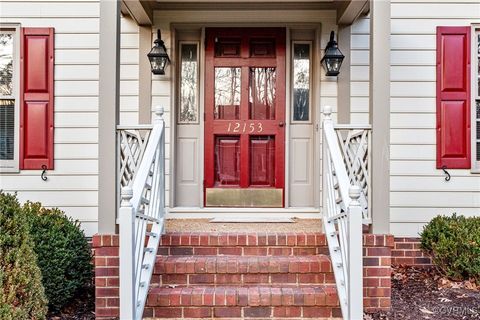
[122,0,369,25]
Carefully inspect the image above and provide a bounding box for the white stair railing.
[322,106,364,320]
[119,107,166,320]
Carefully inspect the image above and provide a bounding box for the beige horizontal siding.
[0,1,143,236]
[389,0,480,236]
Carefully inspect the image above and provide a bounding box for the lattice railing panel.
[334,126,371,222]
[118,126,153,187]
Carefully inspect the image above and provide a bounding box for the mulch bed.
[366,266,480,320]
[47,285,95,320]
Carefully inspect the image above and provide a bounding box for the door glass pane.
[249,67,276,120]
[179,43,198,123]
[293,43,310,121]
[215,67,241,120]
[215,136,240,185]
[0,33,14,97]
[250,136,275,186]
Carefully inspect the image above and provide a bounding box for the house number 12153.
[227,122,263,133]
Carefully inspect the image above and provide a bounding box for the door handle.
[278,121,285,127]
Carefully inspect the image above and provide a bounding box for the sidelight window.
[292,42,311,122]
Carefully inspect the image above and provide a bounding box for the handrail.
[322,105,363,320]
[119,107,166,320]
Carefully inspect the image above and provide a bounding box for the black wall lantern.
[148,30,170,75]
[321,31,345,76]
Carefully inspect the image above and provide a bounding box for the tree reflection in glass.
[179,43,198,122]
[293,43,310,121]
[214,67,241,120]
[249,68,276,120]
[0,33,14,97]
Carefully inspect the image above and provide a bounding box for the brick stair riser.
[151,255,334,286]
[146,286,339,307]
[143,306,342,319]
[160,233,327,248]
[144,286,340,319]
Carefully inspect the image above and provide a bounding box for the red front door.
[204,28,286,207]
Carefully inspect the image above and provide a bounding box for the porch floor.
[165,218,322,233]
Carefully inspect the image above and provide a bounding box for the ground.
[47,285,94,320]
[366,266,480,320]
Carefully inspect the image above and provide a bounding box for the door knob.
[279,121,285,127]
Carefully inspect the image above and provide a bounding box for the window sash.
[0,26,20,172]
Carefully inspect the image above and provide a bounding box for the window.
[473,27,480,171]
[0,26,19,172]
[292,42,312,122]
[178,42,199,123]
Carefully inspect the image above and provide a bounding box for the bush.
[23,202,93,312]
[0,192,48,320]
[421,214,480,282]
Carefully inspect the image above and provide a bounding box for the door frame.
[171,23,323,210]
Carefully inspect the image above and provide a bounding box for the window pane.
[0,34,14,96]
[215,136,240,185]
[0,99,14,160]
[293,43,310,121]
[249,67,276,120]
[179,43,198,122]
[250,135,275,186]
[215,67,241,120]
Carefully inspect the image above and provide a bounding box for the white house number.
[227,122,263,133]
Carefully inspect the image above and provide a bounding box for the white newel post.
[348,185,363,320]
[119,186,136,320]
[154,106,164,125]
[322,106,332,224]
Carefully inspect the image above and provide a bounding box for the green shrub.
[421,214,480,282]
[23,202,93,312]
[0,192,48,320]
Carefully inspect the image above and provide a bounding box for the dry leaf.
[419,307,434,314]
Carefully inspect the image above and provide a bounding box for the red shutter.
[20,28,54,170]
[436,26,471,169]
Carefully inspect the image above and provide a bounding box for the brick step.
[144,286,341,318]
[152,255,334,286]
[159,232,328,256]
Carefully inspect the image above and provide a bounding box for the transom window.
[0,26,19,172]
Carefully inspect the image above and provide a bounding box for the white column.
[369,0,391,234]
[99,0,121,233]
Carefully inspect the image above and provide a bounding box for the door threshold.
[210,217,294,223]
[166,207,321,219]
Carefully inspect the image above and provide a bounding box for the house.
[1,0,479,319]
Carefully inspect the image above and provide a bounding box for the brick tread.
[154,255,332,274]
[146,285,339,307]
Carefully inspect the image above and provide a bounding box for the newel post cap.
[323,105,332,119]
[120,186,133,207]
[349,185,361,206]
[154,106,165,123]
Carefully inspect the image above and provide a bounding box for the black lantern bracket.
[148,29,171,75]
[320,31,345,77]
